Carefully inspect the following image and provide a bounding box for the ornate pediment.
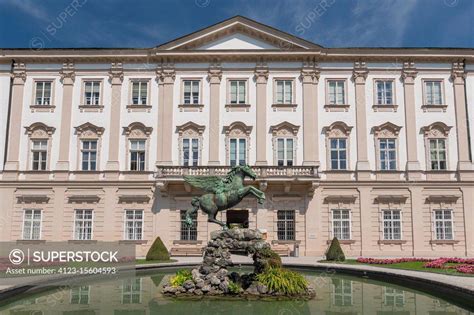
[421,122,452,138]
[269,121,300,137]
[175,121,206,136]
[222,121,253,136]
[372,122,402,138]
[24,122,55,138]
[75,122,104,137]
[156,16,321,51]
[323,121,353,137]
[123,122,153,137]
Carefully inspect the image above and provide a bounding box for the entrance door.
[226,210,249,229]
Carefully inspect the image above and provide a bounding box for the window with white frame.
[124,210,143,240]
[70,286,90,305]
[31,140,48,171]
[229,138,246,166]
[384,287,404,307]
[180,210,197,241]
[424,80,443,105]
[382,210,401,240]
[332,209,351,240]
[22,209,42,240]
[277,210,295,241]
[434,209,453,240]
[330,138,347,170]
[276,80,293,104]
[130,140,146,171]
[122,279,141,304]
[74,209,93,240]
[84,81,101,105]
[277,138,294,166]
[379,139,397,170]
[35,81,52,105]
[182,138,199,166]
[131,81,148,105]
[375,80,394,105]
[183,80,200,104]
[81,140,97,171]
[328,80,345,105]
[332,279,353,306]
[230,80,246,104]
[429,139,447,170]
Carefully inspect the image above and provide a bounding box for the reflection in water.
[0,271,471,315]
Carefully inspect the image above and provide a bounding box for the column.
[4,63,26,173]
[55,62,75,173]
[156,64,175,166]
[255,64,269,166]
[358,187,372,256]
[208,64,222,165]
[409,186,424,256]
[301,62,320,166]
[105,62,124,172]
[451,62,472,172]
[352,62,370,178]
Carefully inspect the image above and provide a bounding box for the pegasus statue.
[183,165,265,229]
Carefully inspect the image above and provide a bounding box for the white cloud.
[0,0,49,22]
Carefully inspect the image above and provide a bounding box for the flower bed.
[356,257,474,274]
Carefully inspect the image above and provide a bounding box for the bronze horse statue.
[184,165,265,228]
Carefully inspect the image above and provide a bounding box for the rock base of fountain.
[162,228,315,299]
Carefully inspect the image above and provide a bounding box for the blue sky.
[0,0,472,49]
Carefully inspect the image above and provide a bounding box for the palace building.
[0,16,473,258]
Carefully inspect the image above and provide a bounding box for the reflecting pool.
[0,268,472,315]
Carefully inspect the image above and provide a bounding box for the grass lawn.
[135,259,177,265]
[319,259,474,277]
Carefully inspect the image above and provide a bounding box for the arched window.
[25,123,55,171]
[323,121,353,171]
[223,122,252,166]
[372,122,402,171]
[421,122,452,171]
[270,121,299,166]
[75,122,105,171]
[123,122,153,171]
[176,122,205,166]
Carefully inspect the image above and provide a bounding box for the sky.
[0,0,472,49]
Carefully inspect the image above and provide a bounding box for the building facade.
[0,16,473,258]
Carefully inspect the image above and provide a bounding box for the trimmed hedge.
[326,237,345,261]
[146,236,170,261]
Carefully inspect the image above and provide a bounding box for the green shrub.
[257,267,308,295]
[170,269,193,287]
[146,237,170,261]
[326,237,345,261]
[227,281,241,294]
[254,247,282,273]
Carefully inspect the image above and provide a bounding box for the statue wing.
[183,176,225,193]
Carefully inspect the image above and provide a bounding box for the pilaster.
[254,64,269,166]
[301,61,320,166]
[208,64,222,166]
[156,64,176,166]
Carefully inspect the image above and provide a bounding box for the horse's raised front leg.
[239,186,266,204]
[208,213,227,230]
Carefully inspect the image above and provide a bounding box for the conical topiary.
[146,236,170,261]
[325,237,345,261]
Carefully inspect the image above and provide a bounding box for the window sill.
[324,104,350,112]
[429,240,459,245]
[173,240,203,245]
[30,105,56,113]
[68,240,98,244]
[119,240,148,245]
[79,105,104,112]
[372,104,398,112]
[225,103,251,112]
[378,240,407,245]
[178,104,204,112]
[271,240,301,245]
[421,104,448,112]
[326,239,356,245]
[126,104,152,113]
[16,239,46,244]
[271,103,297,112]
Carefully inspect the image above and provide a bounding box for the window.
[330,138,347,170]
[375,80,393,105]
[183,80,200,104]
[382,210,401,240]
[384,287,404,307]
[124,210,143,240]
[22,209,42,240]
[74,209,93,240]
[328,80,345,105]
[70,286,90,305]
[332,209,351,240]
[31,140,48,171]
[332,279,353,306]
[277,138,294,166]
[130,140,146,171]
[276,80,293,104]
[230,138,246,166]
[131,81,148,105]
[429,139,447,170]
[424,80,443,105]
[379,139,397,170]
[84,81,101,105]
[122,279,141,304]
[182,138,199,166]
[180,210,197,241]
[434,209,453,240]
[230,80,246,104]
[277,210,295,241]
[35,81,52,105]
[81,140,97,171]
